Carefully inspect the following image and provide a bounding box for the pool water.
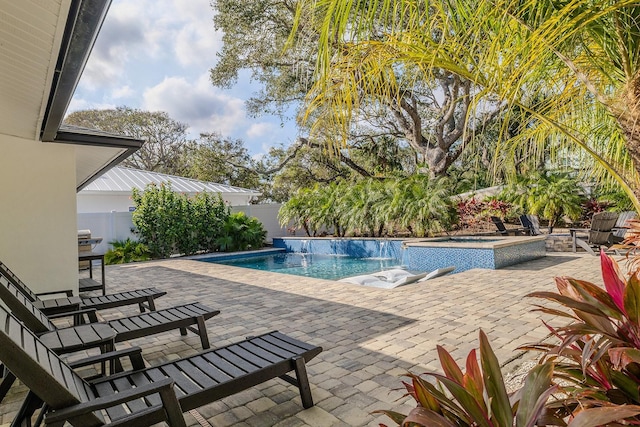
[207,253,401,280]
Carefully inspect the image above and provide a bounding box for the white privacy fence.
[77,204,288,253]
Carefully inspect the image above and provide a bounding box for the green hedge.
[132,183,265,258]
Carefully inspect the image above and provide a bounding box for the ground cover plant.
[380,223,640,426]
[104,238,150,265]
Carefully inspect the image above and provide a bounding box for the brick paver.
[0,252,609,426]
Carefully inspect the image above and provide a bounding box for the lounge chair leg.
[293,356,314,409]
[180,327,188,336]
[196,316,210,349]
[158,381,187,427]
[13,391,44,427]
[147,296,156,311]
[0,370,16,402]
[575,238,597,256]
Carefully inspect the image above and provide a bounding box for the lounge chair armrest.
[44,378,185,426]
[68,347,145,371]
[47,308,98,325]
[36,289,74,297]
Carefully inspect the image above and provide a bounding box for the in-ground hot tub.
[403,235,546,272]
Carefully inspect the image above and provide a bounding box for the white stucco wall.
[0,134,78,293]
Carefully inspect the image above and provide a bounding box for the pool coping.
[404,235,546,249]
[185,247,286,262]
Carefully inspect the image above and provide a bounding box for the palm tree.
[504,171,585,232]
[292,0,640,210]
[389,175,456,237]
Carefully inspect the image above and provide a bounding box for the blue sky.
[70,0,300,155]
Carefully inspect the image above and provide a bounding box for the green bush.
[216,212,267,252]
[104,239,151,265]
[131,183,265,258]
[131,183,182,258]
[279,175,456,237]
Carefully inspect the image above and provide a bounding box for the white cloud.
[66,98,116,115]
[246,122,275,138]
[172,0,223,67]
[142,74,247,136]
[112,85,135,99]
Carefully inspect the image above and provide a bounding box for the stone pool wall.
[272,238,405,260]
[403,237,546,272]
[273,236,546,273]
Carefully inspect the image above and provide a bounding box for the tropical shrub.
[377,330,560,426]
[380,228,640,426]
[502,171,584,232]
[132,183,264,257]
[215,212,267,252]
[457,197,516,230]
[522,252,640,424]
[279,175,456,237]
[131,183,182,258]
[104,238,150,265]
[388,175,457,237]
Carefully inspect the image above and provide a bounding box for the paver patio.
[0,252,608,426]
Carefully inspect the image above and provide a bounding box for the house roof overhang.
[0,0,142,191]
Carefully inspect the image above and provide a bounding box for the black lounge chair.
[0,305,322,426]
[0,260,166,315]
[0,274,218,351]
[490,216,528,236]
[519,214,543,236]
[570,211,620,255]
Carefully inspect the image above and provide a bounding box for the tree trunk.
[617,77,640,206]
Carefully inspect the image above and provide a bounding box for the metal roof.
[80,167,262,196]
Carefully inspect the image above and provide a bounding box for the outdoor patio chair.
[0,274,218,351]
[570,211,620,255]
[519,214,543,236]
[490,216,528,236]
[611,210,638,242]
[0,260,166,315]
[0,305,322,426]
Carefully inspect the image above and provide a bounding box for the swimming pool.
[204,252,401,280]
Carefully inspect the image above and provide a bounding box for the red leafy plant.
[376,330,562,426]
[379,250,640,426]
[524,251,640,424]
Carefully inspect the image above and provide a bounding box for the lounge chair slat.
[96,380,130,421]
[153,308,181,321]
[216,348,262,371]
[127,372,163,407]
[189,356,230,384]
[176,358,218,389]
[112,317,138,333]
[228,345,273,368]
[251,337,298,359]
[239,341,287,363]
[128,315,155,329]
[202,351,250,378]
[35,341,54,375]
[161,364,203,394]
[123,314,152,329]
[260,334,307,355]
[112,376,152,415]
[271,331,317,351]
